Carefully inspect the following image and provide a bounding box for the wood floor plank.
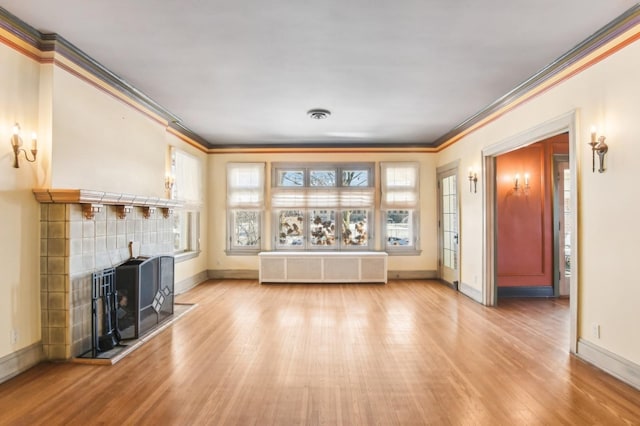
[0,280,639,425]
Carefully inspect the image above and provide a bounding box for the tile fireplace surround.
[34,189,181,360]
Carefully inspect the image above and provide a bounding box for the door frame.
[553,154,570,297]
[482,111,579,353]
[437,160,460,288]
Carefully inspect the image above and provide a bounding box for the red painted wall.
[496,133,568,287]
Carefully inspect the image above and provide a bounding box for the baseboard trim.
[387,270,437,280]
[439,279,458,290]
[459,282,483,303]
[175,270,209,295]
[498,286,553,298]
[208,269,259,280]
[207,269,438,281]
[0,341,44,385]
[577,339,640,390]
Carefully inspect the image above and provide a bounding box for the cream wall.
[49,58,209,290]
[0,42,43,358]
[50,69,166,196]
[0,37,209,361]
[438,36,640,365]
[208,152,437,273]
[436,141,485,299]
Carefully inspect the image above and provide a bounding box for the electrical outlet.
[10,329,18,345]
[592,323,600,339]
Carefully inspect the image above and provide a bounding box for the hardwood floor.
[1,280,639,425]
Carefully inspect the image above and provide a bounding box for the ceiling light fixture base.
[307,109,331,120]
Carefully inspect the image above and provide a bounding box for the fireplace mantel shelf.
[33,188,182,219]
[33,188,182,209]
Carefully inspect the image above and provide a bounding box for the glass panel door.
[439,169,459,286]
[556,159,571,296]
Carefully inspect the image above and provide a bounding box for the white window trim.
[273,208,374,251]
[380,162,421,255]
[272,163,375,251]
[226,163,265,255]
[170,146,203,261]
[382,210,421,255]
[226,209,264,255]
[174,210,201,263]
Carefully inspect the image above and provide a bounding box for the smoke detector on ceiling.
[307,108,331,120]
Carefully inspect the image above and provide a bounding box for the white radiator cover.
[259,252,388,284]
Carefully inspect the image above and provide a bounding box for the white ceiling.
[1,1,637,147]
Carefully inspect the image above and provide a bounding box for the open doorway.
[482,111,579,352]
[493,134,568,298]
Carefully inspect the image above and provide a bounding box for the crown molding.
[206,144,438,154]
[432,4,640,148]
[2,5,640,151]
[0,7,42,49]
[0,6,213,150]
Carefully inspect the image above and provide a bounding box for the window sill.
[385,249,422,256]
[225,249,262,256]
[174,250,201,263]
[272,245,375,252]
[224,248,420,256]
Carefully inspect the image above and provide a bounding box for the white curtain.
[173,148,203,204]
[227,163,265,208]
[271,187,374,208]
[380,162,419,209]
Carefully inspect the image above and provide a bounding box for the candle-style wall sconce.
[513,173,530,193]
[468,168,478,193]
[165,174,175,192]
[589,126,608,173]
[10,123,37,168]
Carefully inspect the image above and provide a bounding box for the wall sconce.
[589,127,609,173]
[468,168,478,193]
[165,174,175,192]
[514,173,530,193]
[10,123,37,168]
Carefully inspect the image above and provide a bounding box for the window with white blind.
[381,162,420,254]
[272,163,374,250]
[172,148,203,204]
[170,147,203,260]
[227,163,265,254]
